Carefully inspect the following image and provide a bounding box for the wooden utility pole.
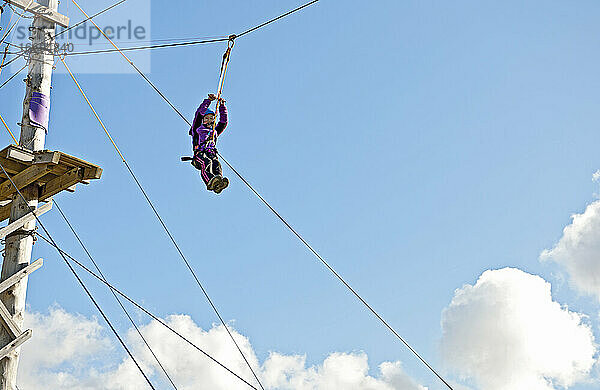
[0,2,100,387]
[0,1,100,387]
[0,1,65,388]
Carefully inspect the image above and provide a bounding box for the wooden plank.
[0,205,10,223]
[0,203,52,240]
[36,164,69,180]
[5,146,34,164]
[0,158,27,177]
[33,151,61,165]
[57,153,103,180]
[0,146,20,163]
[0,330,32,361]
[56,152,95,167]
[0,147,101,219]
[0,164,51,200]
[0,303,20,339]
[39,168,82,201]
[0,147,11,159]
[0,259,43,297]
[4,0,69,27]
[83,166,102,180]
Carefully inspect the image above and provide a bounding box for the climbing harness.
[181,35,236,163]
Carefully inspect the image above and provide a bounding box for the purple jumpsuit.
[189,99,228,186]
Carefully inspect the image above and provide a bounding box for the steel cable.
[0,161,158,390]
[34,233,258,390]
[59,0,454,388]
[60,47,264,390]
[0,62,26,89]
[53,200,179,390]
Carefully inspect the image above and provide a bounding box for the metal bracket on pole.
[3,0,69,27]
[0,259,43,296]
[0,330,31,361]
[0,201,52,240]
[0,304,20,340]
[0,258,41,359]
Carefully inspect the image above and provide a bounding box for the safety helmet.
[204,109,215,116]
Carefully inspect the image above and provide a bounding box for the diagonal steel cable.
[59,41,265,390]
[34,233,257,389]
[0,161,158,390]
[53,200,179,390]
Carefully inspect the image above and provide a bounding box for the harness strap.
[210,37,235,143]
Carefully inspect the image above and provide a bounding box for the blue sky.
[2,1,600,389]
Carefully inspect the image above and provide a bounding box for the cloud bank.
[541,200,600,300]
[17,306,426,390]
[441,268,596,390]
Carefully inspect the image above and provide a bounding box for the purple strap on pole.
[29,92,50,132]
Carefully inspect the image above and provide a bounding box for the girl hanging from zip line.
[188,93,229,193]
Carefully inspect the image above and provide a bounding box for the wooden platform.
[0,145,102,222]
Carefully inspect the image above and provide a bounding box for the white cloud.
[22,304,112,368]
[262,352,426,390]
[17,307,426,390]
[18,305,116,390]
[441,268,596,390]
[540,200,600,300]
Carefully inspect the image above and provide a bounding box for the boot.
[213,177,229,194]
[207,176,220,191]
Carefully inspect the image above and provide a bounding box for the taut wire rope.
[64,0,455,388]
[59,49,265,390]
[0,111,18,144]
[53,200,179,390]
[0,161,158,390]
[0,63,25,89]
[0,0,34,46]
[34,233,258,390]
